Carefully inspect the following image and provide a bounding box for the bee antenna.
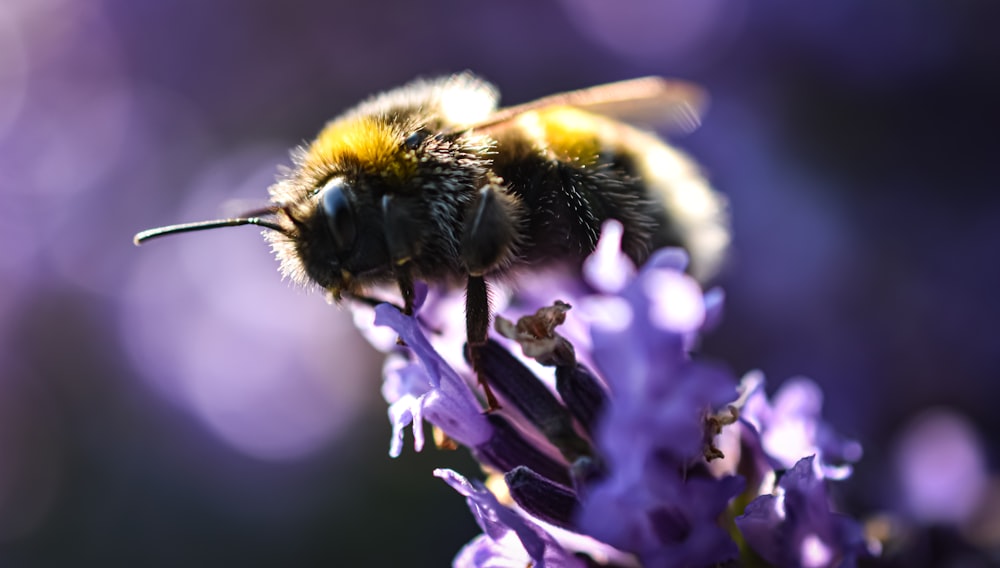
[133,216,288,246]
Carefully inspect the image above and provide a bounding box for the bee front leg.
[382,194,422,314]
[396,264,415,315]
[461,184,523,411]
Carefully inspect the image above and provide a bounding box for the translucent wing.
[464,77,707,134]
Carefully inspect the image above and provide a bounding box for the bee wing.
[466,77,707,134]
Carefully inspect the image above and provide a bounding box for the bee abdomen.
[490,107,727,279]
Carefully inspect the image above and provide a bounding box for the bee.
[135,73,728,408]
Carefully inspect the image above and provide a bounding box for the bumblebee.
[135,73,728,407]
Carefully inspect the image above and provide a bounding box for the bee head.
[267,112,493,297]
[136,75,501,300]
[267,175,385,297]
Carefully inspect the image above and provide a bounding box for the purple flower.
[375,304,493,453]
[574,244,746,566]
[376,303,572,484]
[581,471,745,568]
[736,456,872,568]
[435,468,585,568]
[588,261,738,465]
[741,372,863,480]
[368,221,869,567]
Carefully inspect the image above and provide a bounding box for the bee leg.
[382,193,423,316]
[460,184,521,276]
[343,294,388,309]
[388,268,414,345]
[396,262,416,315]
[461,184,521,411]
[466,274,501,411]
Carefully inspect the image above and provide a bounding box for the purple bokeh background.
[2,0,998,564]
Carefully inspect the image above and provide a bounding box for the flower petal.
[435,468,585,568]
[375,304,492,449]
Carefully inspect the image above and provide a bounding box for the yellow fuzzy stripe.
[526,107,605,167]
[306,117,416,181]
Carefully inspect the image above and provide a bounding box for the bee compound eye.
[318,177,357,255]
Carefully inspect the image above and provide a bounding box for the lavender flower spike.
[368,219,872,567]
[578,237,746,566]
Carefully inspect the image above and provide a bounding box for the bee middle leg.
[461,184,523,411]
[465,274,499,410]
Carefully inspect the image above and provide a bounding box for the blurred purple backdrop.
[2,0,998,565]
